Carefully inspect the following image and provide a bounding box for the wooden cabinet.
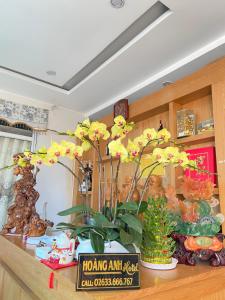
[73,56,225,233]
[0,262,36,300]
[2,235,225,300]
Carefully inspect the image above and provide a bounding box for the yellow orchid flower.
[175,151,189,168]
[81,140,92,152]
[111,125,125,140]
[140,154,165,178]
[43,155,58,166]
[75,125,89,139]
[24,150,32,159]
[88,121,110,141]
[133,135,148,148]
[152,148,168,164]
[123,123,134,134]
[60,141,77,159]
[74,118,91,139]
[30,154,44,166]
[31,153,57,166]
[72,145,84,158]
[37,147,47,155]
[127,139,140,159]
[47,142,64,158]
[157,128,171,143]
[143,128,158,141]
[82,119,91,128]
[114,115,126,127]
[185,159,197,170]
[108,139,128,161]
[164,147,179,163]
[17,156,28,168]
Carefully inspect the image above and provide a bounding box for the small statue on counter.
[1,154,53,236]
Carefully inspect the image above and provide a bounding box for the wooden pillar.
[169,102,182,187]
[211,81,225,233]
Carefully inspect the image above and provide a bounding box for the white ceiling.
[0,0,225,116]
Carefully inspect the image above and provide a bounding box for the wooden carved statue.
[148,175,165,199]
[1,154,53,236]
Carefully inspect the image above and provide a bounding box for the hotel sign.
[76,253,140,291]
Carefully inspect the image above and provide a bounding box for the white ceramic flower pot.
[140,258,178,270]
[76,238,139,259]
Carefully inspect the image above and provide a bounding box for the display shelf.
[176,187,219,195]
[73,57,225,232]
[175,131,215,146]
[80,191,92,195]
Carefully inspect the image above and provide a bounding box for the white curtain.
[0,136,31,229]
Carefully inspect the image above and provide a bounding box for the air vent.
[63,1,170,91]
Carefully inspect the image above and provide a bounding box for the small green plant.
[141,197,176,264]
[57,200,147,253]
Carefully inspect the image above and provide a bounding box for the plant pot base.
[140,258,178,270]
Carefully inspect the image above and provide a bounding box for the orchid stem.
[137,163,160,215]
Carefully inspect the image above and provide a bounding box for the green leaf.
[138,201,148,214]
[106,229,120,241]
[119,214,142,234]
[56,222,77,229]
[129,228,142,247]
[93,213,111,226]
[122,243,136,253]
[118,201,138,211]
[90,231,104,253]
[120,229,133,245]
[58,204,93,216]
[75,226,93,235]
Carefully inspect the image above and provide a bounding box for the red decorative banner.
[184,146,217,184]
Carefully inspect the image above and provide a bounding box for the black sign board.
[76,253,140,291]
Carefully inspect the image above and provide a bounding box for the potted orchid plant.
[6,115,197,255]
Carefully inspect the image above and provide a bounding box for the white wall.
[0,89,84,225]
[35,106,84,225]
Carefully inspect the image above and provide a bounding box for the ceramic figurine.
[48,238,75,265]
[35,232,76,264]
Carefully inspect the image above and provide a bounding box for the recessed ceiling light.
[46,70,56,76]
[162,81,173,87]
[111,0,125,9]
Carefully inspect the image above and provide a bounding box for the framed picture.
[114,99,129,120]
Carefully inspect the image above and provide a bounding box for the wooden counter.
[0,235,225,300]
